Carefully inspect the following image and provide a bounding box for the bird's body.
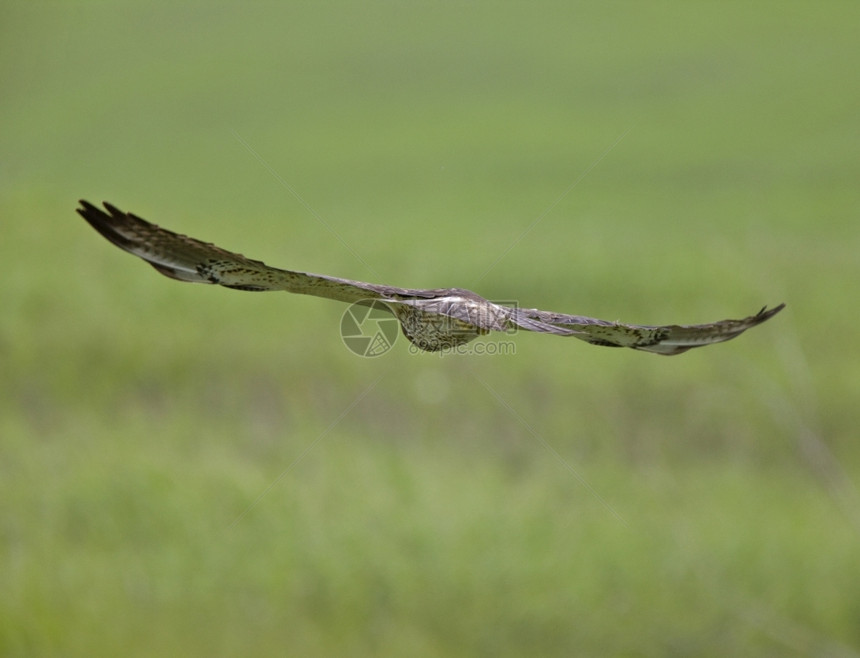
[76,200,784,355]
[387,292,504,352]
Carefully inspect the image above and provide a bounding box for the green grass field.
[2,2,859,655]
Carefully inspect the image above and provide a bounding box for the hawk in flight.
[77,201,784,355]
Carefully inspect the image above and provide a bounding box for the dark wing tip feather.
[76,200,136,251]
[102,201,127,219]
[76,200,206,283]
[646,302,787,356]
[755,303,786,322]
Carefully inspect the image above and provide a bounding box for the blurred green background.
[2,2,859,656]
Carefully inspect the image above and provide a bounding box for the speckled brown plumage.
[77,201,785,354]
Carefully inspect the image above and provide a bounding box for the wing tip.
[102,201,125,218]
[76,199,136,251]
[753,302,786,324]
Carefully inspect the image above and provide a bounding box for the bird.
[76,200,784,355]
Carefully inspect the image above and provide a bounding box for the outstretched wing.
[76,201,432,304]
[510,304,785,355]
